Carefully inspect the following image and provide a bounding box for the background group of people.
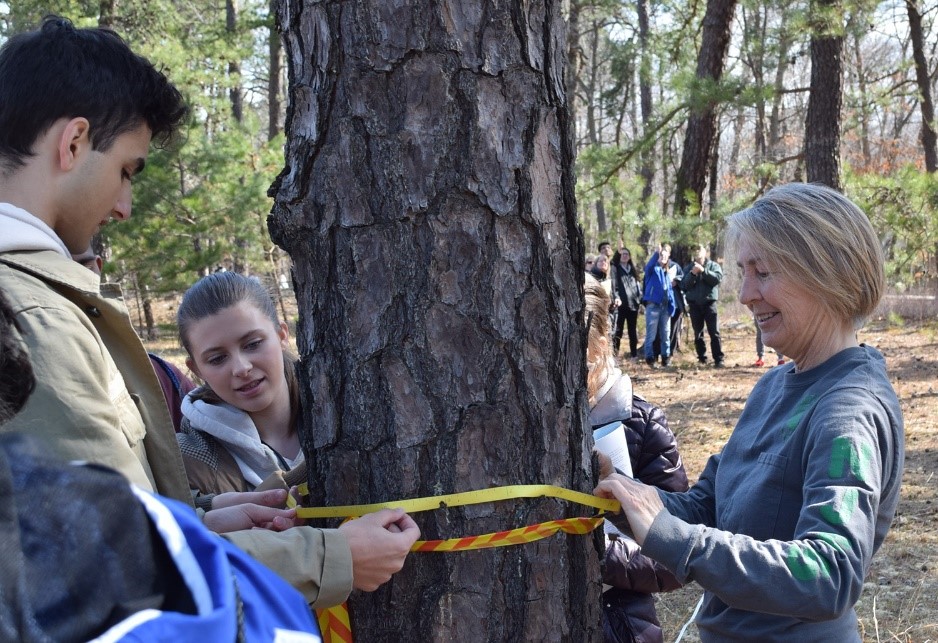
[0,16,905,643]
[587,241,726,368]
[587,241,789,369]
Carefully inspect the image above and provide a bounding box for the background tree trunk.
[906,0,937,173]
[850,27,872,170]
[804,0,843,190]
[673,0,738,217]
[98,0,114,27]
[268,0,283,141]
[269,1,601,640]
[226,0,243,123]
[637,0,655,247]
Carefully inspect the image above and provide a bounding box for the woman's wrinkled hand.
[594,475,666,546]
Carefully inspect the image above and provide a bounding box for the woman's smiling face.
[736,239,841,369]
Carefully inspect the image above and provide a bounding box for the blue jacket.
[111,492,322,642]
[0,431,322,643]
[642,251,676,316]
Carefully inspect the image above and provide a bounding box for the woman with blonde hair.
[595,183,904,641]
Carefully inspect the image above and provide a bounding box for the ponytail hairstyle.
[177,272,300,429]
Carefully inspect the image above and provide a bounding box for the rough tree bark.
[673,0,738,217]
[268,1,600,640]
[804,0,843,190]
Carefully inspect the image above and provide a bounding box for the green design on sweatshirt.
[820,488,859,526]
[783,394,818,437]
[787,543,831,580]
[829,436,873,483]
[816,531,852,555]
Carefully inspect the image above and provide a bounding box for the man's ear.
[57,117,92,171]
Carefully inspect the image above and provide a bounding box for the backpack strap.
[149,353,183,395]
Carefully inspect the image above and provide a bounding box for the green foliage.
[846,167,938,290]
[673,72,745,113]
[104,120,285,294]
[886,310,905,327]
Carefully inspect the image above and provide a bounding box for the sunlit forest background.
[2,0,935,334]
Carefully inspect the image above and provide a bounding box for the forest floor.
[142,296,938,642]
[637,315,938,642]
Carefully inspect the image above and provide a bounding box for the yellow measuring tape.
[293,484,619,550]
[298,485,620,642]
[294,483,617,516]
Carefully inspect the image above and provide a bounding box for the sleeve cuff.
[222,526,353,608]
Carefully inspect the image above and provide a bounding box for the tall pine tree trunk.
[268,1,600,640]
[268,0,283,141]
[637,0,655,247]
[226,0,243,123]
[804,0,843,190]
[673,0,737,217]
[98,0,114,27]
[907,0,937,173]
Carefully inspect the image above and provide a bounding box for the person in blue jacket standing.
[642,244,676,367]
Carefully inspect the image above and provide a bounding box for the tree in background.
[268,0,601,639]
[804,0,844,189]
[3,0,934,323]
[906,0,937,173]
[0,0,293,335]
[673,0,739,216]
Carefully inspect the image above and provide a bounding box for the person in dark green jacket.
[681,245,725,367]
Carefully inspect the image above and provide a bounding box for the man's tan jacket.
[0,249,351,607]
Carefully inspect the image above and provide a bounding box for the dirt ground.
[142,295,937,641]
[630,315,938,642]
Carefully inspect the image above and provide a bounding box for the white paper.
[593,421,636,538]
[592,421,633,478]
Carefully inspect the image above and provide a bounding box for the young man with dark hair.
[0,18,186,169]
[0,16,417,608]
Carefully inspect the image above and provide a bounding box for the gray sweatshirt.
[615,346,904,641]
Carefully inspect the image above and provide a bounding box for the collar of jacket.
[0,249,194,507]
[589,369,634,427]
[0,248,100,295]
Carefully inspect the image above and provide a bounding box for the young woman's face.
[185,301,290,417]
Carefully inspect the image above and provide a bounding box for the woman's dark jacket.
[613,263,643,311]
[590,371,689,643]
